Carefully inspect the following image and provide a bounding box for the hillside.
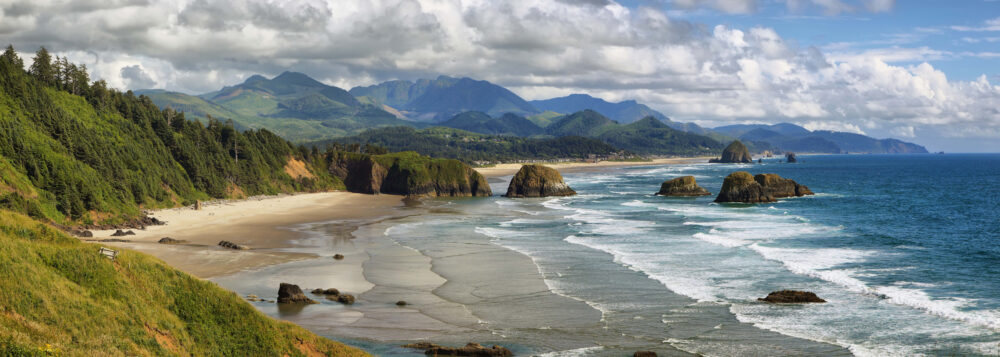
[317,126,627,163]
[597,117,724,155]
[529,93,717,137]
[147,72,413,142]
[440,111,544,136]
[545,109,619,137]
[713,123,927,154]
[0,210,367,356]
[350,76,539,121]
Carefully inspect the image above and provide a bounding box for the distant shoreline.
[475,156,714,178]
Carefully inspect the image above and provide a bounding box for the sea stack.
[714,171,774,203]
[714,172,814,203]
[276,283,316,304]
[758,290,826,303]
[656,176,711,197]
[709,140,753,163]
[786,152,797,163]
[505,164,576,198]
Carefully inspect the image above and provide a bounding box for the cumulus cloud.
[0,0,997,148]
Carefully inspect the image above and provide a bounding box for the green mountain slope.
[0,210,367,356]
[440,111,544,136]
[545,109,619,137]
[350,76,540,121]
[597,117,724,155]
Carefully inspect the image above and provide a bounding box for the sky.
[1,0,998,152]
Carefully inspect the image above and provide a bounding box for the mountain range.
[142,71,927,155]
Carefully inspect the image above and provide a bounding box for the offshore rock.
[709,140,753,163]
[328,151,491,197]
[277,283,316,304]
[758,290,826,303]
[218,240,248,250]
[402,342,513,357]
[786,152,797,163]
[753,174,814,198]
[656,176,710,197]
[504,165,576,198]
[714,172,774,203]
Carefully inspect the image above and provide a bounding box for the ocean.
[217,154,1000,356]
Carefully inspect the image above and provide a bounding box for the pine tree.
[29,47,55,85]
[1,45,23,69]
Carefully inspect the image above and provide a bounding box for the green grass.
[0,210,367,356]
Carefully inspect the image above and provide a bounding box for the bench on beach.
[99,247,118,261]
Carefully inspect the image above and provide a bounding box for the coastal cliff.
[710,140,753,163]
[656,176,711,196]
[754,173,814,198]
[328,151,492,197]
[715,172,814,203]
[505,165,577,197]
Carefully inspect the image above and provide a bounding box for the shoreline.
[474,156,714,178]
[89,191,405,278]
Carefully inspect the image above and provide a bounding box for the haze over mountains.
[143,71,927,156]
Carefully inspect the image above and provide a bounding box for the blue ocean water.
[480,154,1000,355]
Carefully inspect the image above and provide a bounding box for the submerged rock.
[786,152,797,163]
[277,283,316,304]
[714,172,774,203]
[634,351,658,357]
[753,173,814,198]
[656,176,711,197]
[335,294,356,305]
[709,140,753,163]
[504,165,576,198]
[758,290,826,303]
[396,300,408,306]
[157,237,183,244]
[218,240,248,250]
[333,254,345,260]
[311,288,340,296]
[402,342,513,357]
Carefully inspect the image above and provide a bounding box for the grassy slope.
[0,210,366,356]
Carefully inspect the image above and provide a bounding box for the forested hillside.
[0,46,340,228]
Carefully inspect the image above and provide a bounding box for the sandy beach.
[90,192,404,278]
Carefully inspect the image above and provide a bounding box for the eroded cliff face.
[710,140,753,164]
[714,172,814,203]
[753,173,813,198]
[656,176,711,197]
[504,164,576,198]
[328,151,491,197]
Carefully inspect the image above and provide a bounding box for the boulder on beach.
[786,152,797,163]
[504,164,576,198]
[311,288,340,296]
[634,351,658,357]
[111,230,135,237]
[714,172,774,203]
[709,140,753,164]
[71,230,93,238]
[758,290,826,303]
[402,342,513,357]
[157,237,184,244]
[336,294,356,305]
[753,174,814,198]
[218,240,248,250]
[396,300,408,306]
[656,176,711,197]
[333,254,345,260]
[277,283,316,304]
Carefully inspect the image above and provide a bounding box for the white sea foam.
[535,346,604,357]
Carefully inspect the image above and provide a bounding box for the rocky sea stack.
[786,152,797,163]
[709,140,753,163]
[656,176,711,197]
[276,283,316,304]
[714,172,814,203]
[328,151,491,197]
[758,290,826,303]
[505,164,577,198]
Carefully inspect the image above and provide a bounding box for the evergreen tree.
[29,47,55,85]
[1,45,23,69]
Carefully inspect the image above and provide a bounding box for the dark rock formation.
[396,300,408,306]
[714,172,774,203]
[634,351,658,357]
[402,342,513,357]
[333,254,345,260]
[504,165,576,198]
[758,290,826,303]
[336,294,355,305]
[753,174,814,198]
[277,283,316,304]
[328,152,492,197]
[311,288,340,296]
[218,240,248,250]
[709,140,753,163]
[157,237,184,244]
[98,239,130,243]
[70,230,93,237]
[656,176,710,197]
[786,152,797,163]
[111,230,135,236]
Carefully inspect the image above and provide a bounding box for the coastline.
[475,157,713,178]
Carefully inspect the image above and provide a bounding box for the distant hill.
[596,117,724,155]
[144,72,413,142]
[350,76,539,121]
[440,111,544,136]
[530,93,717,137]
[545,109,619,137]
[714,123,927,154]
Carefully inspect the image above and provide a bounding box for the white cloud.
[801,120,866,134]
[950,16,1000,31]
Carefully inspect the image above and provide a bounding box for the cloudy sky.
[2,0,999,151]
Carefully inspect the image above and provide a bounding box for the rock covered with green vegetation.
[758,290,826,303]
[754,173,814,198]
[656,176,711,197]
[504,165,576,198]
[714,171,774,203]
[715,172,814,203]
[328,151,492,197]
[0,211,366,356]
[710,140,753,163]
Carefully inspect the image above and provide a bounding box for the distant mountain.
[596,117,724,155]
[144,72,413,142]
[350,76,539,121]
[545,109,619,137]
[713,123,927,154]
[440,111,544,136]
[529,93,718,137]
